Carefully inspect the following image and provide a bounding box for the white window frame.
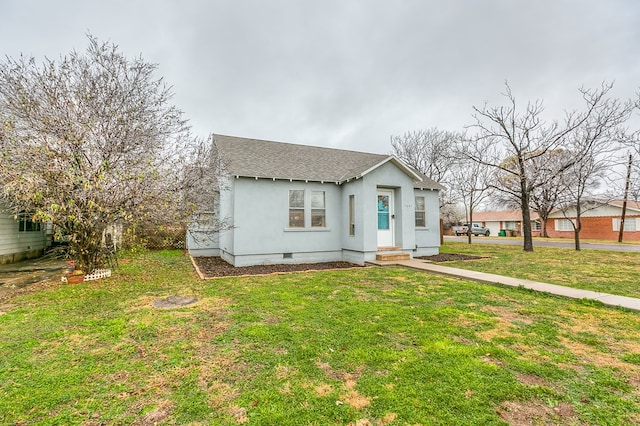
[555,218,575,231]
[311,190,326,228]
[288,190,305,228]
[415,196,427,228]
[348,194,355,236]
[613,217,638,232]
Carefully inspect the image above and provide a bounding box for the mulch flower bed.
[193,256,361,278]
[416,253,487,262]
[193,253,484,278]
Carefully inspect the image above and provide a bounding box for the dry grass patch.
[228,405,248,424]
[315,361,372,410]
[315,384,333,396]
[274,364,296,379]
[341,389,371,410]
[475,306,534,341]
[559,336,640,374]
[347,412,398,426]
[207,382,241,409]
[131,399,173,426]
[517,373,551,388]
[477,321,519,342]
[498,400,580,425]
[482,305,535,325]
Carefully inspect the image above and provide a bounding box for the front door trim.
[376,188,395,248]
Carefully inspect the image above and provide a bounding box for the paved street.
[444,235,640,252]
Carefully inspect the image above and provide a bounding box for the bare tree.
[451,138,493,244]
[556,89,634,250]
[0,35,220,272]
[391,128,461,208]
[555,155,610,251]
[467,82,618,252]
[493,149,573,237]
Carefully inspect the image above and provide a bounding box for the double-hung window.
[18,212,41,232]
[613,218,638,232]
[415,196,426,227]
[288,189,327,228]
[555,218,575,231]
[311,191,326,227]
[289,190,305,228]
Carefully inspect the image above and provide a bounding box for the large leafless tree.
[467,82,619,252]
[493,148,573,237]
[390,128,461,208]
[0,35,218,272]
[555,90,634,250]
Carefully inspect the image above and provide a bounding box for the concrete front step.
[375,252,410,261]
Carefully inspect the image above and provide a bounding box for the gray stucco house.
[187,135,444,266]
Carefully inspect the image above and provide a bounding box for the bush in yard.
[0,34,217,272]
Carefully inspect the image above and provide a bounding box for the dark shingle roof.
[214,134,444,190]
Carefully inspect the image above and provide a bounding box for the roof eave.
[231,174,341,184]
[357,156,424,182]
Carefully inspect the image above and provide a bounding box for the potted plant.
[65,261,85,284]
[66,269,85,284]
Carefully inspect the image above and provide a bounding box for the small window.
[555,218,575,231]
[613,218,638,232]
[348,195,355,236]
[18,212,41,232]
[504,221,518,230]
[532,221,542,231]
[289,190,304,228]
[415,196,426,227]
[311,191,326,227]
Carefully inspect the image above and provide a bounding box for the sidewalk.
[0,257,67,299]
[369,258,640,312]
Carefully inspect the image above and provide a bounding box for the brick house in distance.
[547,201,640,241]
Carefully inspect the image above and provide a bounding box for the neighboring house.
[466,210,541,237]
[187,135,444,266]
[0,200,49,264]
[547,201,640,241]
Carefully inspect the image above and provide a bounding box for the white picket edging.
[84,269,112,281]
[61,269,112,283]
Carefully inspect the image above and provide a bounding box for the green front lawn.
[1,250,640,424]
[441,242,640,299]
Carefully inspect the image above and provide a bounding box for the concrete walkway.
[0,257,67,300]
[369,258,640,312]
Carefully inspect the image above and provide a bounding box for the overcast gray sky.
[1,0,639,153]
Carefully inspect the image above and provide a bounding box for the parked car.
[452,223,490,236]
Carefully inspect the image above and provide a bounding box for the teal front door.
[376,189,394,247]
